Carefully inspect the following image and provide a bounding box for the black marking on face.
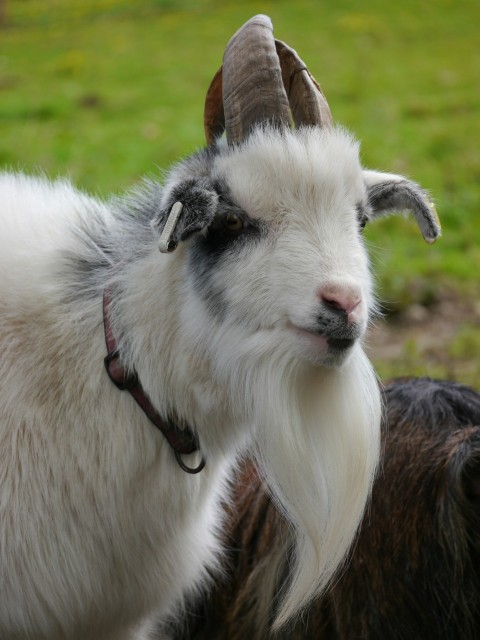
[327,337,356,356]
[188,187,266,319]
[316,317,361,342]
[314,304,362,346]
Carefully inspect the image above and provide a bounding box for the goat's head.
[152,15,439,370]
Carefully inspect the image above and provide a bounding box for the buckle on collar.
[175,450,207,474]
[104,351,139,391]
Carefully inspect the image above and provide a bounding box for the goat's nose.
[318,283,362,324]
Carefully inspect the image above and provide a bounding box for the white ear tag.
[158,201,183,253]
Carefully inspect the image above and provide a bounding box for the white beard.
[209,327,382,627]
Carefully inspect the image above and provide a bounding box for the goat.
[182,378,480,640]
[0,15,440,640]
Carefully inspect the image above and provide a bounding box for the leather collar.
[103,290,206,474]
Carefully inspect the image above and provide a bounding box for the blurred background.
[1,0,479,385]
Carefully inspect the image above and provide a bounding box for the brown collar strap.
[103,290,206,474]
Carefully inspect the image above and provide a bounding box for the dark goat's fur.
[181,378,480,640]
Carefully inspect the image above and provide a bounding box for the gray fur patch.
[188,188,266,319]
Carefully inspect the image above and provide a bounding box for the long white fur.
[0,126,381,639]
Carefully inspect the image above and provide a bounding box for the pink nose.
[318,284,362,324]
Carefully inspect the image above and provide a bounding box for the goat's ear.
[363,170,441,244]
[152,178,219,252]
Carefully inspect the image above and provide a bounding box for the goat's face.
[158,127,371,368]
[211,127,371,367]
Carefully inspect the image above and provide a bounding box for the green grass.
[373,324,480,388]
[1,0,479,370]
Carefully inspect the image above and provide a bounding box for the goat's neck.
[108,246,248,462]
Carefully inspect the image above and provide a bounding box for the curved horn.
[204,68,225,145]
[204,15,333,145]
[275,40,332,129]
[222,14,291,146]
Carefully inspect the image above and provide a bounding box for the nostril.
[322,294,348,313]
[318,284,362,324]
[321,293,361,315]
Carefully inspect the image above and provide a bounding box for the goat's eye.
[223,213,244,232]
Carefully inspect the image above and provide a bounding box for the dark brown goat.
[179,378,480,640]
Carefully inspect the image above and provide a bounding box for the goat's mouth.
[287,322,357,361]
[288,323,329,350]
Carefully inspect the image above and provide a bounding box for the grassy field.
[1,0,479,383]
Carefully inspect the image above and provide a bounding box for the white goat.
[0,15,440,640]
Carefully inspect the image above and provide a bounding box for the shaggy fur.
[182,378,480,639]
[0,126,435,638]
